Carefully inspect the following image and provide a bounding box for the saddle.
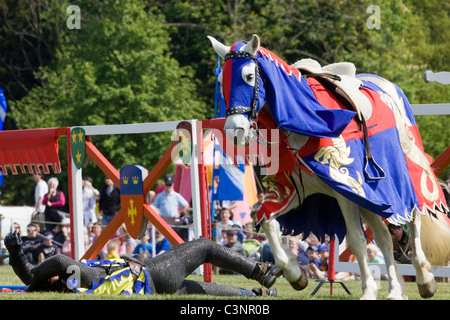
[292,58,385,181]
[292,58,373,121]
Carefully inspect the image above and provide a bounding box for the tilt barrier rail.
[0,118,270,283]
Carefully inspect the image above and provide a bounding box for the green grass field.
[0,265,449,301]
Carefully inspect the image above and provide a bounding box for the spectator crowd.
[2,172,450,288]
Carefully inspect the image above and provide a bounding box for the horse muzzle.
[224,114,252,147]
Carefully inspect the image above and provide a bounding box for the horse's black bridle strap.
[224,50,260,120]
[226,106,252,117]
[224,51,257,60]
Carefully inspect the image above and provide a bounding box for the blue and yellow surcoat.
[66,259,152,295]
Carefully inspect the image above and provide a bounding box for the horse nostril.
[233,128,245,145]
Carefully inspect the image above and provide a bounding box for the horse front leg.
[259,219,308,291]
[407,209,436,298]
[338,198,378,300]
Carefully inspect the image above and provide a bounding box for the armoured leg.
[4,231,34,285]
[176,280,254,296]
[27,254,107,292]
[145,238,280,294]
[9,251,34,285]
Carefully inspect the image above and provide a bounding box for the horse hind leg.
[360,208,406,300]
[259,219,308,291]
[408,209,437,298]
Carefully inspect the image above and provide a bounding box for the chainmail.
[13,238,260,295]
[143,238,258,294]
[28,254,109,291]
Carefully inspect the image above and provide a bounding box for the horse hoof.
[255,262,283,288]
[418,279,437,299]
[288,267,308,291]
[386,294,403,300]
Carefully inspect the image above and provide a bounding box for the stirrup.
[364,155,386,181]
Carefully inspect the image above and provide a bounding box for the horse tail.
[420,210,450,266]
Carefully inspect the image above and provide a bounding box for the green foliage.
[152,0,450,179]
[3,0,206,203]
[0,0,66,103]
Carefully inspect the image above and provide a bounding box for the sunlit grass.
[1,265,449,300]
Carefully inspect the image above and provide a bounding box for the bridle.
[223,50,273,145]
[224,51,260,122]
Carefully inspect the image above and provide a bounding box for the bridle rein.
[223,51,260,121]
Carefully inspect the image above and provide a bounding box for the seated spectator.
[218,228,229,246]
[154,229,171,255]
[220,229,247,275]
[307,246,325,279]
[259,242,275,264]
[367,244,382,263]
[89,222,106,258]
[318,243,329,273]
[231,220,246,243]
[243,222,254,239]
[133,232,153,259]
[286,235,309,271]
[61,234,72,258]
[305,232,321,248]
[21,223,42,265]
[117,237,127,256]
[37,233,59,263]
[216,208,234,244]
[105,240,120,260]
[125,233,137,254]
[242,237,263,261]
[224,230,246,257]
[367,244,388,281]
[53,218,71,250]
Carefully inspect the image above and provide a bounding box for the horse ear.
[207,36,230,59]
[243,34,260,56]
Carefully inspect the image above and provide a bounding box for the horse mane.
[257,46,301,81]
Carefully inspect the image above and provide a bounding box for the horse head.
[208,34,266,146]
[209,34,358,147]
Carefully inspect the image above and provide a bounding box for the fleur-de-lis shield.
[120,165,148,239]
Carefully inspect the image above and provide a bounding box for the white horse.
[209,34,450,300]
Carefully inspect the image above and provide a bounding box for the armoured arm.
[4,231,34,285]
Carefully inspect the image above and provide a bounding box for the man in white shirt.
[31,172,48,230]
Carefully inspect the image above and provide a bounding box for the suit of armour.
[4,232,280,296]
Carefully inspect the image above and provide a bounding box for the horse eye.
[242,63,256,86]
